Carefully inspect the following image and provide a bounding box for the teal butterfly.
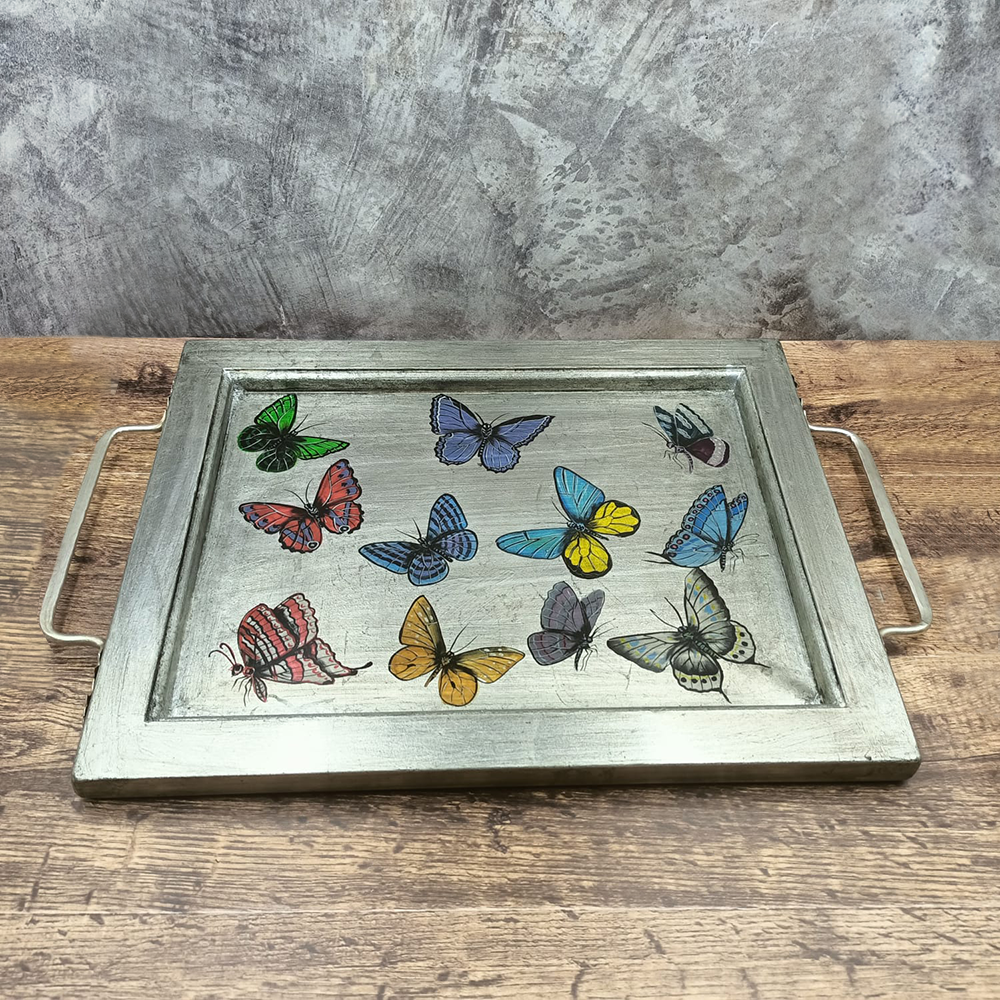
[237,394,349,473]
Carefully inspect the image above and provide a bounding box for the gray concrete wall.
[2,1,998,340]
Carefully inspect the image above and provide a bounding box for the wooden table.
[2,339,998,999]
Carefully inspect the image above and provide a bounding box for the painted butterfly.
[238,459,363,553]
[652,484,748,571]
[359,494,477,586]
[527,581,605,670]
[496,466,640,579]
[237,393,349,473]
[211,592,370,704]
[606,568,756,701]
[430,394,553,474]
[653,403,730,472]
[390,596,523,706]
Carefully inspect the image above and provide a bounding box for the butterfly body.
[430,394,553,473]
[238,394,349,473]
[496,467,640,580]
[653,404,730,472]
[653,484,748,571]
[239,460,363,553]
[606,568,756,700]
[359,494,478,586]
[390,596,523,706]
[528,582,605,670]
[212,593,370,703]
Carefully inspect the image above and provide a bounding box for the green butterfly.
[237,394,349,473]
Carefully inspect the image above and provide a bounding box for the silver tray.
[42,341,931,797]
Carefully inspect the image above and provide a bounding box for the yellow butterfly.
[496,466,641,579]
[390,597,525,707]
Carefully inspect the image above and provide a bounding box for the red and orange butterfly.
[390,596,524,707]
[212,593,370,703]
[238,459,363,553]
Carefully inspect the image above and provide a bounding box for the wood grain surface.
[1,339,998,999]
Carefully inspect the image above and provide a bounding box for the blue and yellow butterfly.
[496,467,640,579]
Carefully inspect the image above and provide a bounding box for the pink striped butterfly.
[211,593,370,703]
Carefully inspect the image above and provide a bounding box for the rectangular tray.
[62,341,922,796]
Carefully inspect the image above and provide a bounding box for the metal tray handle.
[808,421,932,639]
[40,418,165,655]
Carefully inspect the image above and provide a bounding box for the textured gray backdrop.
[2,1,998,340]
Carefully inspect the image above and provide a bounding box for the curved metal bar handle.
[808,421,932,640]
[40,418,165,655]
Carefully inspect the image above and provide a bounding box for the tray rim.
[72,339,920,796]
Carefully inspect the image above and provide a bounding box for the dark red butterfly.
[238,459,363,553]
[211,593,371,703]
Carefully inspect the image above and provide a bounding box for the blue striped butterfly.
[606,568,756,701]
[359,494,478,587]
[496,467,640,579]
[652,484,748,571]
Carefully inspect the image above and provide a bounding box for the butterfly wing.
[273,593,318,646]
[442,647,524,706]
[527,629,580,665]
[562,532,612,579]
[663,486,729,566]
[539,582,587,634]
[529,582,586,665]
[727,492,749,538]
[606,631,682,674]
[587,500,641,537]
[433,530,478,562]
[669,643,726,695]
[430,395,485,466]
[580,590,605,633]
[661,528,721,567]
[237,423,280,454]
[430,394,482,435]
[682,486,727,538]
[554,466,606,521]
[725,620,757,663]
[673,404,713,444]
[255,394,298,432]
[315,460,364,534]
[408,552,451,587]
[359,540,419,575]
[291,436,350,461]
[237,601,300,668]
[496,527,570,560]
[426,493,469,539]
[684,568,736,654]
[390,596,445,679]
[481,416,553,473]
[653,405,678,446]
[423,494,478,568]
[238,503,324,553]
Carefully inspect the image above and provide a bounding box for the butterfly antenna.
[665,599,684,624]
[642,420,669,443]
[210,644,238,670]
[649,608,675,628]
[450,624,474,653]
